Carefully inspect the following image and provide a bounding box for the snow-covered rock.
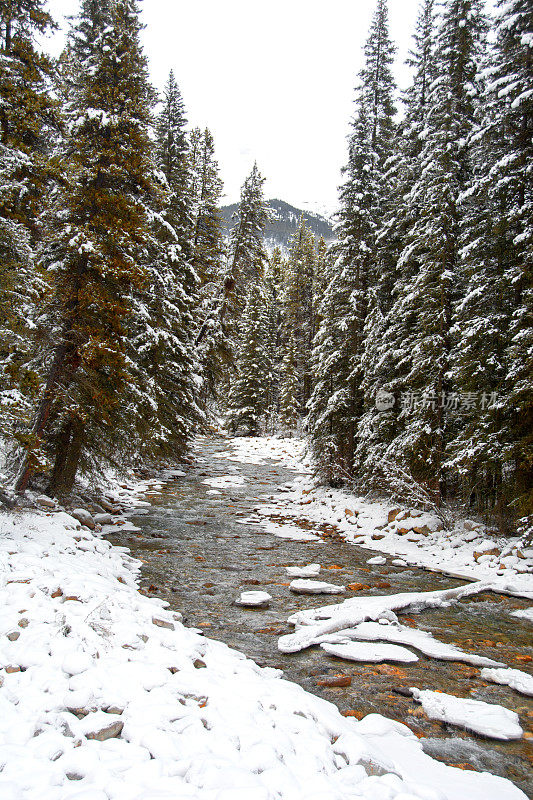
[320,622,504,668]
[480,667,533,697]
[35,494,56,509]
[289,579,345,595]
[94,512,113,525]
[286,563,321,577]
[235,591,272,608]
[511,607,533,623]
[279,583,493,653]
[70,508,95,529]
[410,688,523,740]
[202,475,246,488]
[322,641,419,664]
[263,521,321,542]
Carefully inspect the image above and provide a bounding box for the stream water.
[107,435,533,797]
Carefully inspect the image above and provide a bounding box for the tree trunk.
[14,335,81,492]
[47,418,85,497]
[46,421,72,497]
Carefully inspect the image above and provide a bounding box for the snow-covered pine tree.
[156,70,193,267]
[500,0,533,518]
[282,216,317,408]
[263,247,285,425]
[189,127,225,294]
[354,0,437,493]
[307,252,357,484]
[188,127,229,401]
[308,0,397,482]
[128,74,203,463]
[450,0,533,517]
[279,336,299,434]
[15,0,162,495]
[313,237,330,322]
[228,278,272,435]
[0,0,58,445]
[224,163,269,326]
[373,0,488,505]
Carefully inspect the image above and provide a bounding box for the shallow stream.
[107,436,533,796]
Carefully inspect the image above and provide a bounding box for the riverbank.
[237,437,533,599]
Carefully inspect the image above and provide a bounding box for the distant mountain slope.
[220,198,335,252]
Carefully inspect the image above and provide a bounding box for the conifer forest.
[2,0,531,529]
[1,1,533,797]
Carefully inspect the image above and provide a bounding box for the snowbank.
[0,504,527,799]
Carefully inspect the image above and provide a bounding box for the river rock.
[81,711,124,741]
[94,512,113,525]
[70,508,95,529]
[473,540,500,561]
[152,617,175,630]
[316,675,352,687]
[35,494,56,509]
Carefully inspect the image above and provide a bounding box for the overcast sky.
[44,1,434,212]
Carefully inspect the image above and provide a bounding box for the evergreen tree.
[228,279,272,435]
[307,255,357,483]
[0,0,57,445]
[129,74,203,462]
[282,216,317,408]
[188,127,228,400]
[156,70,192,264]
[367,0,488,504]
[450,0,533,516]
[500,0,533,517]
[354,0,437,492]
[263,247,285,423]
[224,163,269,325]
[15,0,161,494]
[189,127,225,292]
[308,0,397,481]
[279,336,300,433]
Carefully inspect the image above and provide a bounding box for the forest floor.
[0,434,532,800]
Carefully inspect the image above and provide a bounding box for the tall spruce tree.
[156,70,192,265]
[189,127,225,293]
[224,163,269,326]
[282,217,317,409]
[128,73,203,463]
[308,0,397,482]
[354,0,437,493]
[188,127,229,400]
[370,0,487,504]
[228,278,272,435]
[15,0,161,494]
[450,0,533,516]
[0,0,57,445]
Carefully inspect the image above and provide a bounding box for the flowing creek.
[107,436,533,796]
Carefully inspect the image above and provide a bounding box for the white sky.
[42,1,445,212]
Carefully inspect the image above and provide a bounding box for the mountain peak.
[220,198,335,252]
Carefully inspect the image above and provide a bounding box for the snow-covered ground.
[0,434,530,799]
[234,437,533,598]
[0,504,527,800]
